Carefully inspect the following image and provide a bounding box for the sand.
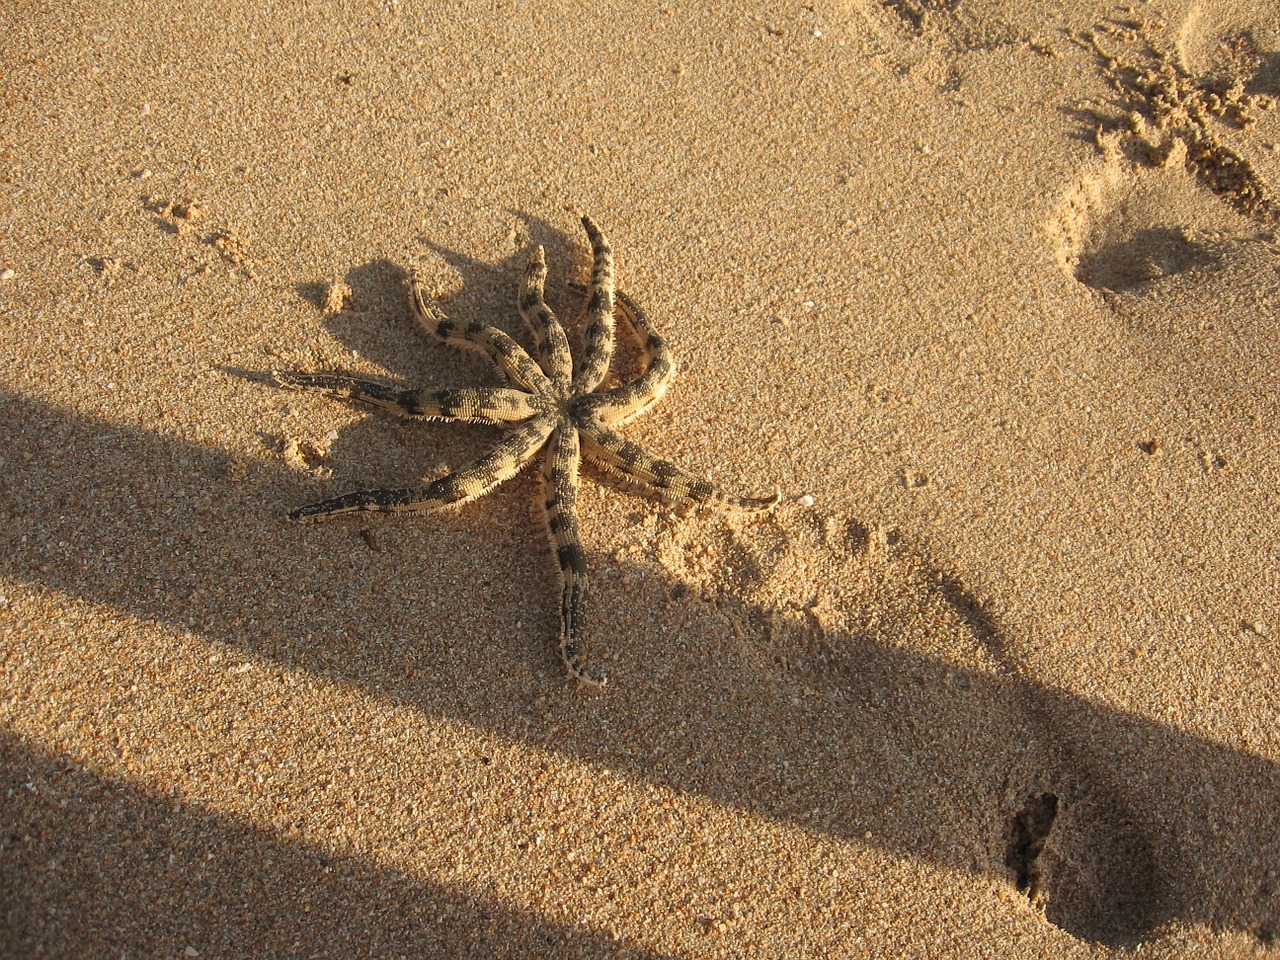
[2,0,1278,956]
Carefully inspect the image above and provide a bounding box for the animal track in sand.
[1054,6,1279,294]
[1080,9,1280,227]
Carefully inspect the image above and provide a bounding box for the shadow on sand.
[1,242,1276,951]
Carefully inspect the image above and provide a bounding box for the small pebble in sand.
[0,268,14,281]
[214,229,249,265]
[156,198,206,223]
[175,200,206,222]
[323,280,354,315]
[797,494,815,507]
[283,435,335,478]
[902,468,928,489]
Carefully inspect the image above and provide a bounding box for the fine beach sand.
[2,1,1278,956]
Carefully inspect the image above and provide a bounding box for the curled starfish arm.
[409,270,550,394]
[568,286,674,427]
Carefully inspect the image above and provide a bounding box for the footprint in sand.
[646,505,1169,945]
[1065,194,1280,413]
[643,501,1280,943]
[1054,7,1280,410]
[1052,156,1248,293]
[1175,2,1280,101]
[1080,5,1280,226]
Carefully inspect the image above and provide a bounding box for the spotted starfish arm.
[571,215,617,395]
[579,422,780,513]
[408,269,550,395]
[272,221,781,687]
[567,286,674,427]
[273,373,545,424]
[518,246,574,387]
[542,424,604,686]
[290,415,556,521]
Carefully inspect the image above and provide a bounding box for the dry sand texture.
[2,0,1279,956]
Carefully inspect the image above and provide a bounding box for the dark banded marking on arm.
[274,373,546,424]
[518,245,574,387]
[571,215,616,394]
[567,287,675,427]
[540,424,603,686]
[290,415,555,521]
[580,422,780,514]
[408,268,550,394]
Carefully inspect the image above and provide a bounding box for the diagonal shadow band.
[0,388,1276,947]
[0,732,668,959]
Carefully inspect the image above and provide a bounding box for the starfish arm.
[518,246,574,386]
[273,373,544,424]
[571,215,617,395]
[579,422,780,513]
[567,286,674,426]
[289,415,556,521]
[408,268,551,394]
[542,425,604,686]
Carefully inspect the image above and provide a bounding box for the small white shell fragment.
[797,494,815,507]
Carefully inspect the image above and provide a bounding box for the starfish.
[274,216,779,685]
